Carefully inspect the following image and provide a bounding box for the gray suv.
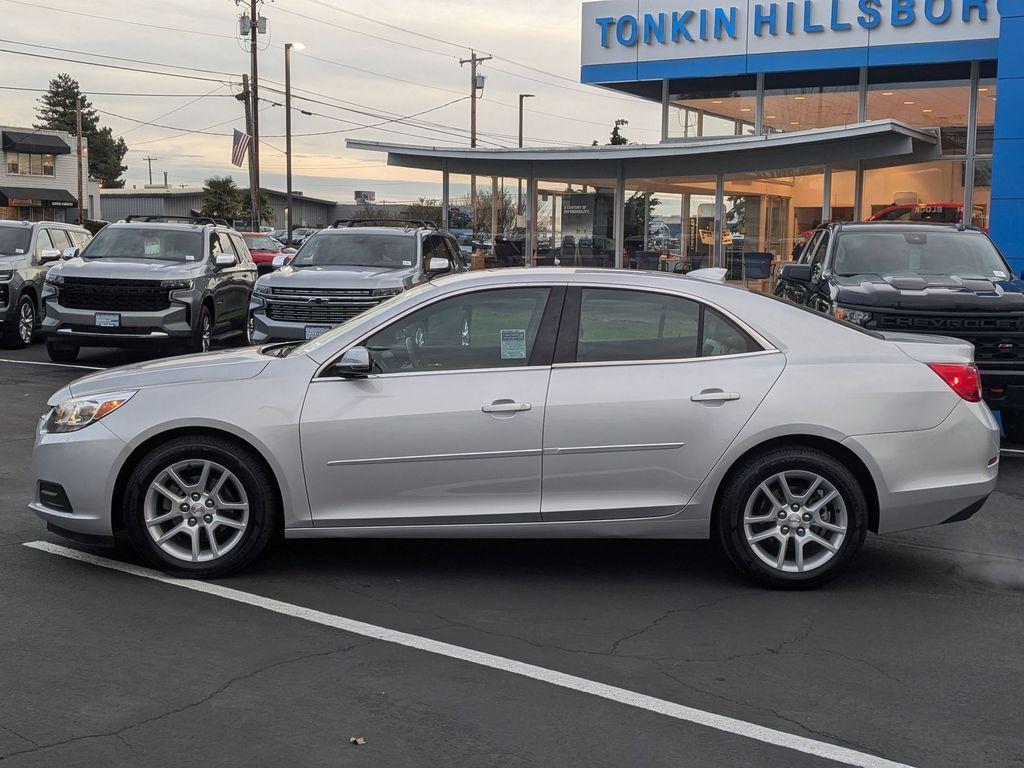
[249,219,467,343]
[0,220,91,348]
[41,216,257,362]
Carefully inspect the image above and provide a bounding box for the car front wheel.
[3,294,35,348]
[123,435,278,578]
[46,340,79,362]
[717,446,868,588]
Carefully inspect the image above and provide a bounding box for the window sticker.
[144,239,160,256]
[184,254,195,261]
[14,249,23,254]
[402,260,413,266]
[994,270,1007,279]
[500,328,527,360]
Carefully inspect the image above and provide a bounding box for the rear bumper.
[979,367,1024,412]
[844,399,1001,534]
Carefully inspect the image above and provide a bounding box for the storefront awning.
[348,120,938,181]
[1,131,72,156]
[0,187,77,207]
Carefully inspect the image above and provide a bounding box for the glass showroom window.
[866,77,971,153]
[971,159,992,229]
[762,72,860,133]
[861,160,967,223]
[976,79,996,156]
[667,86,757,139]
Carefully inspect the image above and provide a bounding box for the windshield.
[84,227,205,263]
[0,227,31,256]
[833,230,1011,280]
[291,233,417,269]
[242,235,279,251]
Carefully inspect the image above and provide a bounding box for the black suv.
[41,216,257,361]
[775,221,1024,440]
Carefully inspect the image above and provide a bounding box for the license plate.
[95,313,121,328]
[304,325,330,340]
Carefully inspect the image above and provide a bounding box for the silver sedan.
[29,268,1000,587]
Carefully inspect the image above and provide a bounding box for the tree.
[201,176,243,222]
[465,187,517,237]
[354,202,396,223]
[240,189,274,226]
[403,198,442,227]
[624,191,661,240]
[609,118,630,145]
[34,73,128,188]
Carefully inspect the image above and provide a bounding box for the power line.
[0,38,239,78]
[0,85,237,97]
[120,85,228,137]
[0,47,235,85]
[0,0,236,40]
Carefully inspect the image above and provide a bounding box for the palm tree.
[201,176,242,222]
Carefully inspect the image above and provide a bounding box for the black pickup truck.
[775,221,1024,441]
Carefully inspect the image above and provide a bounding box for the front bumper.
[42,289,195,347]
[844,399,1001,534]
[29,418,126,538]
[249,307,316,343]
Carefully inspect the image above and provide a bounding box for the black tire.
[717,446,868,589]
[46,339,79,363]
[123,434,279,578]
[186,304,213,354]
[1002,410,1024,445]
[3,293,36,348]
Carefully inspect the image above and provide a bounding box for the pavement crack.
[818,649,905,687]
[0,723,38,749]
[608,594,740,655]
[0,642,366,762]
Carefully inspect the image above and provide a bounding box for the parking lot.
[1,342,1023,768]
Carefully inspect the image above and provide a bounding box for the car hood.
[832,273,1024,311]
[261,264,416,290]
[52,347,271,403]
[51,257,206,280]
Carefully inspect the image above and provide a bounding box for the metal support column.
[643,191,650,251]
[965,60,981,223]
[822,164,833,222]
[681,193,690,259]
[661,79,670,142]
[754,72,765,135]
[713,174,724,269]
[853,167,865,221]
[441,164,450,230]
[525,170,536,267]
[614,164,626,269]
[491,177,499,242]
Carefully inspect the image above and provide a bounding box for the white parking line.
[24,541,912,768]
[1000,448,1024,457]
[0,358,103,371]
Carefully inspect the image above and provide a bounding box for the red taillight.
[928,363,982,402]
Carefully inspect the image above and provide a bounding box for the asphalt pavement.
[1,341,1022,768]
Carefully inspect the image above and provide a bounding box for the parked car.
[40,215,257,362]
[30,268,997,587]
[774,221,1024,440]
[240,232,290,275]
[286,227,318,247]
[0,220,91,348]
[868,202,986,227]
[249,219,468,343]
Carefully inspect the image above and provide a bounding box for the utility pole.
[285,42,304,243]
[243,0,265,206]
[460,50,491,236]
[163,171,168,188]
[143,156,157,186]
[75,96,83,226]
[517,94,534,215]
[238,74,259,232]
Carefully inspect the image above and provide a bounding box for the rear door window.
[48,229,72,250]
[33,229,54,261]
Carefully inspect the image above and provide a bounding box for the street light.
[517,94,534,215]
[285,42,305,243]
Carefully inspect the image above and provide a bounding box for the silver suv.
[41,216,257,362]
[0,220,91,348]
[249,219,467,343]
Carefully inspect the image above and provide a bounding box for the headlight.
[832,305,873,326]
[161,279,194,290]
[45,272,63,285]
[0,269,13,282]
[253,283,273,295]
[372,287,405,297]
[44,391,136,433]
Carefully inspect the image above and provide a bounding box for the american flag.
[231,129,252,168]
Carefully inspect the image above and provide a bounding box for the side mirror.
[282,247,297,255]
[60,246,79,260]
[673,261,685,274]
[331,346,371,378]
[40,248,62,263]
[272,254,289,269]
[784,264,813,282]
[214,252,237,267]
[427,256,451,276]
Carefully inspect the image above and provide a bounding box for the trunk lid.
[880,331,975,364]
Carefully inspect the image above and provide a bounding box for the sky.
[0,0,662,204]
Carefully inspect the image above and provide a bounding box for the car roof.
[0,220,81,229]
[826,221,978,233]
[318,226,420,237]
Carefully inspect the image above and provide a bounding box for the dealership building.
[354,0,1022,275]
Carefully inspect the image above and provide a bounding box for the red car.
[241,232,285,274]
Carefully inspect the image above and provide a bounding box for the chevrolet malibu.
[29,268,999,587]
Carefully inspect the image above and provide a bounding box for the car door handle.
[482,400,532,414]
[691,390,740,403]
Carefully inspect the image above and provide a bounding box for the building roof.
[100,186,340,206]
[1,130,71,156]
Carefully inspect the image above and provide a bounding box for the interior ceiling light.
[979,87,990,92]
[904,101,916,105]
[882,91,895,96]
[766,115,777,119]
[794,96,806,100]
[740,107,752,112]
[922,108,934,113]
[790,121,800,125]
[712,99,723,104]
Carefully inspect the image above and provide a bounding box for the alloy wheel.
[742,470,848,574]
[143,459,250,563]
[201,315,212,352]
[18,299,34,345]
[246,313,255,345]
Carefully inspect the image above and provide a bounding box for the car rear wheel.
[3,294,35,348]
[717,446,868,588]
[187,305,213,354]
[45,340,79,363]
[1002,410,1024,444]
[123,435,278,578]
